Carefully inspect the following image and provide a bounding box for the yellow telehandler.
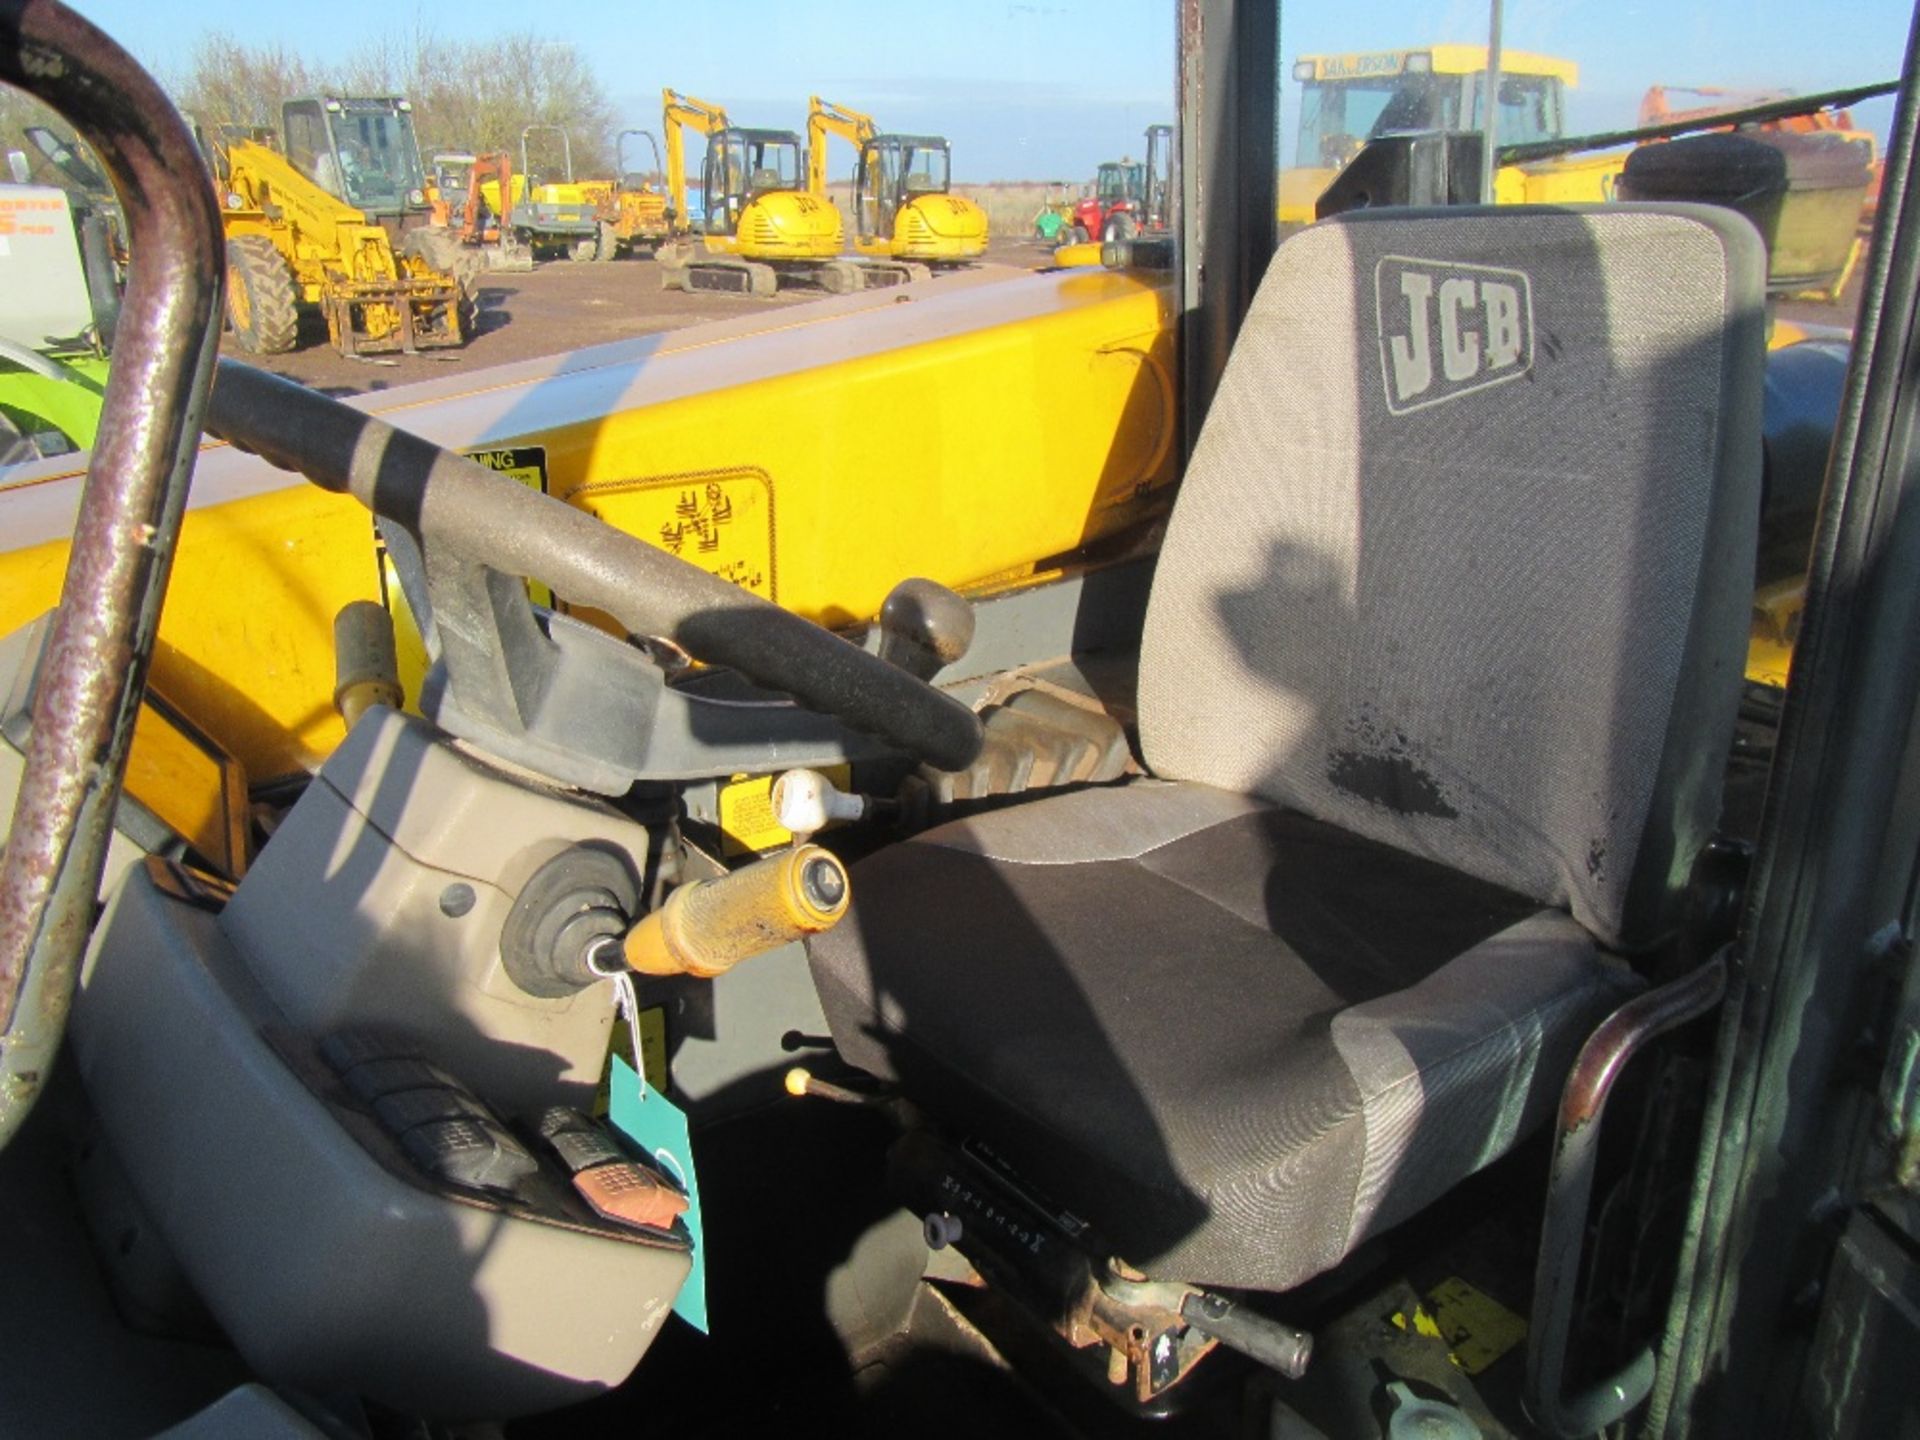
[209,98,470,357]
[1280,46,1626,229]
[657,89,920,295]
[805,96,988,268]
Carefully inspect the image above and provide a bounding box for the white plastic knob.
[771,769,866,838]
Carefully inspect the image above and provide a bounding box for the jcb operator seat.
[809,207,1765,1291]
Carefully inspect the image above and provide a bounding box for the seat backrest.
[1138,207,1765,949]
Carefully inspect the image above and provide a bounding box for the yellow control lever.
[620,844,850,980]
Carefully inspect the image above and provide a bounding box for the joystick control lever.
[610,844,851,980]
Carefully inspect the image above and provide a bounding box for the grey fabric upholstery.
[811,787,1635,1289]
[1139,207,1765,949]
[809,207,1764,1293]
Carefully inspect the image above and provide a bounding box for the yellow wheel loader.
[210,102,469,357]
[1280,46,1626,230]
[806,96,989,269]
[658,89,917,296]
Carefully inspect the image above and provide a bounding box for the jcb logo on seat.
[1375,257,1533,415]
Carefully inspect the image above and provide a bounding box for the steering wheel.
[204,360,986,775]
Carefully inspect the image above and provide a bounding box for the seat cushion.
[809,780,1638,1291]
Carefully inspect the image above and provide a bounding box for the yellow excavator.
[805,96,988,269]
[657,89,920,295]
[209,99,468,357]
[658,89,838,295]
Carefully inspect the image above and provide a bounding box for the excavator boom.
[806,95,875,196]
[661,89,730,229]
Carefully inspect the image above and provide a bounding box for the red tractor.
[1065,122,1173,244]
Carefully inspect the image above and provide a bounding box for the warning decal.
[559,468,776,602]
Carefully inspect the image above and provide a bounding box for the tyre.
[402,230,483,340]
[224,235,299,355]
[593,220,617,262]
[1103,212,1137,243]
[569,231,599,262]
[1070,224,1090,245]
[404,225,460,274]
[446,249,484,338]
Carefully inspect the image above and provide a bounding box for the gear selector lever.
[877,577,975,681]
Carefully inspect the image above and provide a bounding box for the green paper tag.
[608,1054,707,1334]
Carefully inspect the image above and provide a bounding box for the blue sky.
[66,0,1913,181]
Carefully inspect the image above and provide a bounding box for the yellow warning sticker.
[639,1005,669,1094]
[466,445,553,607]
[1392,1277,1528,1375]
[466,444,548,490]
[717,763,852,857]
[563,470,776,601]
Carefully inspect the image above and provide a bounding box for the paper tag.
[608,1054,707,1334]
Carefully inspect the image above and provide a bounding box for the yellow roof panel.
[1297,47,1579,86]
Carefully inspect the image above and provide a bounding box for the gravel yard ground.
[234,236,1069,395]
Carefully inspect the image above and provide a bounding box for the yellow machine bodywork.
[695,188,840,262]
[661,90,840,263]
[1278,47,1621,228]
[855,194,986,264]
[1293,44,1579,87]
[577,178,672,251]
[0,266,1174,801]
[806,97,989,266]
[218,137,465,356]
[476,173,531,216]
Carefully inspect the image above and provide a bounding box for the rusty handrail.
[0,0,226,1148]
[1524,950,1731,1438]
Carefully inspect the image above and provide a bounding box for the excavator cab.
[854,134,951,242]
[699,127,803,237]
[281,95,430,231]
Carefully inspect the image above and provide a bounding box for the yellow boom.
[661,88,729,233]
[806,96,874,196]
[218,136,465,356]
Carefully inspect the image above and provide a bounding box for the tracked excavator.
[423,151,534,272]
[657,89,921,295]
[805,96,987,269]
